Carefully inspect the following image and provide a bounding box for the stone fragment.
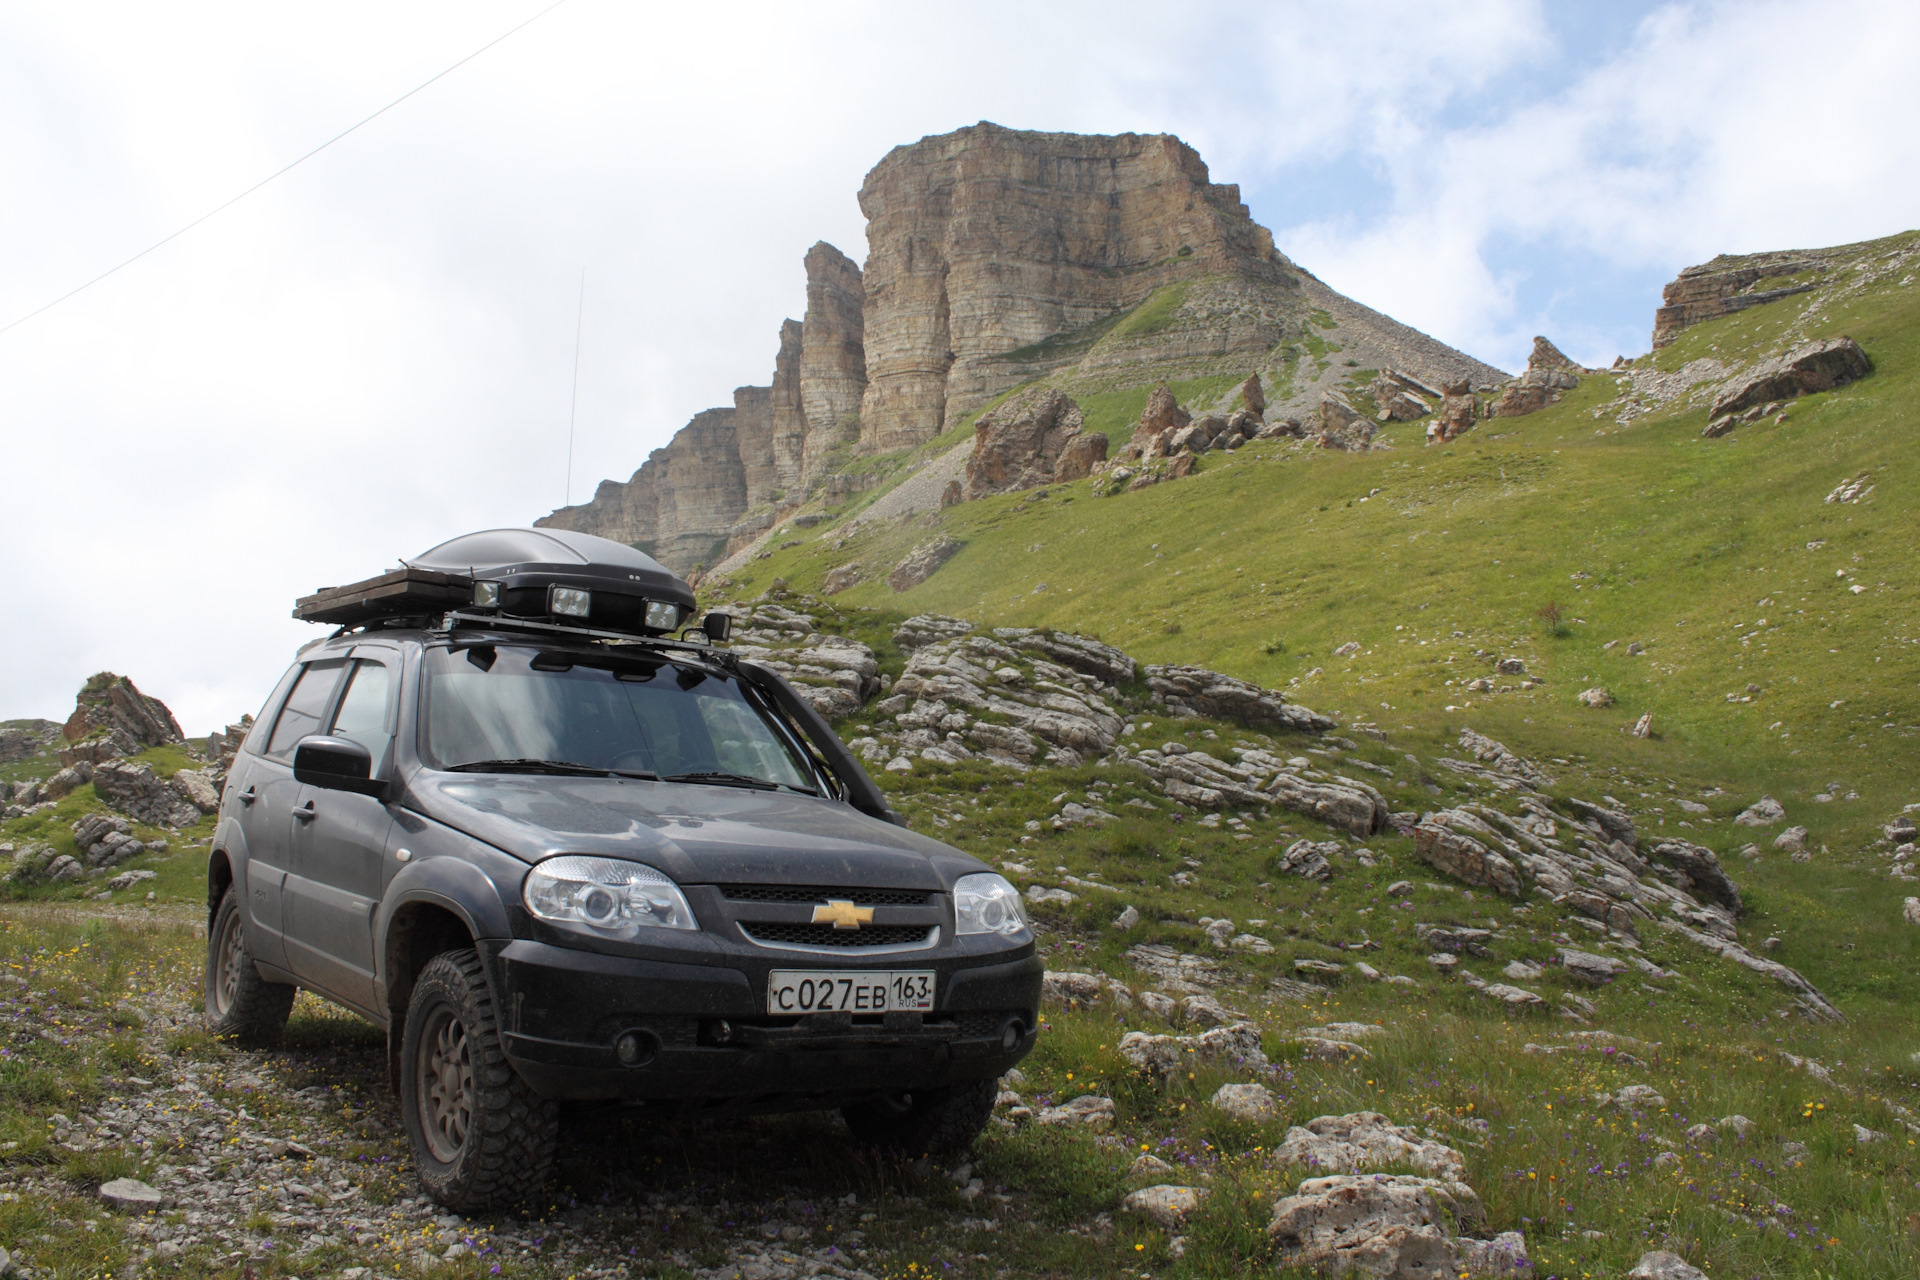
[1904,897,1920,926]
[1277,840,1334,881]
[1034,1095,1114,1129]
[1123,1184,1207,1228]
[892,615,975,652]
[99,1177,163,1211]
[1479,983,1544,1009]
[1734,796,1785,826]
[1276,1112,1467,1180]
[1709,336,1871,418]
[887,538,962,592]
[170,768,221,813]
[1041,972,1106,1005]
[1267,1173,1483,1277]
[1614,1084,1666,1108]
[1504,960,1543,982]
[1576,687,1613,708]
[1559,949,1625,985]
[1210,1082,1278,1122]
[1626,1250,1708,1280]
[1113,904,1140,931]
[1631,713,1654,738]
[1128,1154,1175,1178]
[1773,825,1808,853]
[823,564,862,595]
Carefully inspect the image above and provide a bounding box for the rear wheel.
[400,949,557,1211]
[203,887,295,1047]
[841,1079,998,1156]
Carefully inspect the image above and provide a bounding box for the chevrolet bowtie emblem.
[811,899,874,930]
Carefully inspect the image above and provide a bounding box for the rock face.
[798,241,869,480]
[963,389,1107,499]
[720,601,880,720]
[91,762,209,829]
[63,674,182,756]
[857,123,1294,449]
[1708,336,1871,420]
[0,720,59,764]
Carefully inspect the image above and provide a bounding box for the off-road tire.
[204,886,296,1047]
[400,949,558,1212]
[841,1078,998,1156]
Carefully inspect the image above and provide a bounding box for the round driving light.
[614,1030,655,1067]
[1001,1020,1024,1051]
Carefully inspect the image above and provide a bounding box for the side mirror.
[293,736,386,798]
[701,611,733,643]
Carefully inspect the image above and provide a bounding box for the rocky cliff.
[543,124,1505,574]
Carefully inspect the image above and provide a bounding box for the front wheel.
[204,887,295,1047]
[400,949,558,1212]
[841,1079,998,1156]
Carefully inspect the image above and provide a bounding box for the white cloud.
[0,0,1910,729]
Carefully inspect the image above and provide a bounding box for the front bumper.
[483,937,1042,1103]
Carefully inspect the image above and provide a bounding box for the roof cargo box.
[294,528,698,637]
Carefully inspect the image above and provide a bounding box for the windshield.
[422,645,816,791]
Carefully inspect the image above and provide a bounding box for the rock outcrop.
[1427,379,1479,445]
[539,245,867,573]
[1318,392,1375,450]
[1707,336,1871,423]
[887,538,962,592]
[1129,384,1191,456]
[1653,248,1838,348]
[62,674,182,756]
[963,389,1107,498]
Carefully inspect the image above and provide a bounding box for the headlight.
[953,872,1029,939]
[523,856,697,935]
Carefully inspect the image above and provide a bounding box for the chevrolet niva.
[205,529,1039,1210]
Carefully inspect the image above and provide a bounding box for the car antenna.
[565,268,585,507]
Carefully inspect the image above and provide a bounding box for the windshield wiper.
[662,770,808,793]
[446,759,614,777]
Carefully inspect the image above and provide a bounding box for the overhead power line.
[0,0,567,339]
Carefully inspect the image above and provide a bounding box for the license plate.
[766,969,935,1015]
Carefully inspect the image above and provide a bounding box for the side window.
[265,660,348,760]
[329,660,394,764]
[243,663,305,757]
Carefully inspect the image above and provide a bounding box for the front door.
[284,656,395,1013]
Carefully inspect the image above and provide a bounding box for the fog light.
[550,586,591,618]
[473,581,500,608]
[713,1019,733,1044]
[644,599,681,631]
[614,1030,654,1067]
[1001,1020,1024,1051]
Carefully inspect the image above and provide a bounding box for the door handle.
[237,786,257,807]
[292,800,317,823]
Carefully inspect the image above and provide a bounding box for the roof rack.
[294,567,473,628]
[437,611,728,658]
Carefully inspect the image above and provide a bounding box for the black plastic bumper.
[483,938,1042,1102]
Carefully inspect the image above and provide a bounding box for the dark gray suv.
[205,530,1040,1211]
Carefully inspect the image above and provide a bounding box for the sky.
[2,0,1916,734]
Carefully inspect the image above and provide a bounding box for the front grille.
[722,885,933,906]
[739,923,937,949]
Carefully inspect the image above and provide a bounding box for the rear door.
[283,653,397,1012]
[240,658,349,972]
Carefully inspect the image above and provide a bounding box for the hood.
[405,772,984,889]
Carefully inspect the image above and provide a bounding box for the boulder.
[1412,814,1522,897]
[1626,1251,1708,1280]
[964,388,1107,499]
[1267,1174,1484,1278]
[887,537,962,592]
[1041,971,1107,1005]
[823,564,862,595]
[1319,392,1376,451]
[1709,336,1871,417]
[41,764,92,801]
[91,762,200,828]
[1034,1094,1114,1129]
[170,768,221,814]
[1211,1083,1279,1122]
[1130,383,1191,457]
[1576,687,1613,708]
[1123,1185,1207,1228]
[72,813,146,869]
[1119,1021,1268,1080]
[1734,796,1785,826]
[61,673,183,752]
[938,478,963,509]
[893,615,975,652]
[1276,1112,1467,1180]
[1565,797,1638,848]
[1905,897,1920,926]
[1559,949,1625,985]
[1650,840,1742,913]
[1427,379,1479,445]
[98,1177,163,1212]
